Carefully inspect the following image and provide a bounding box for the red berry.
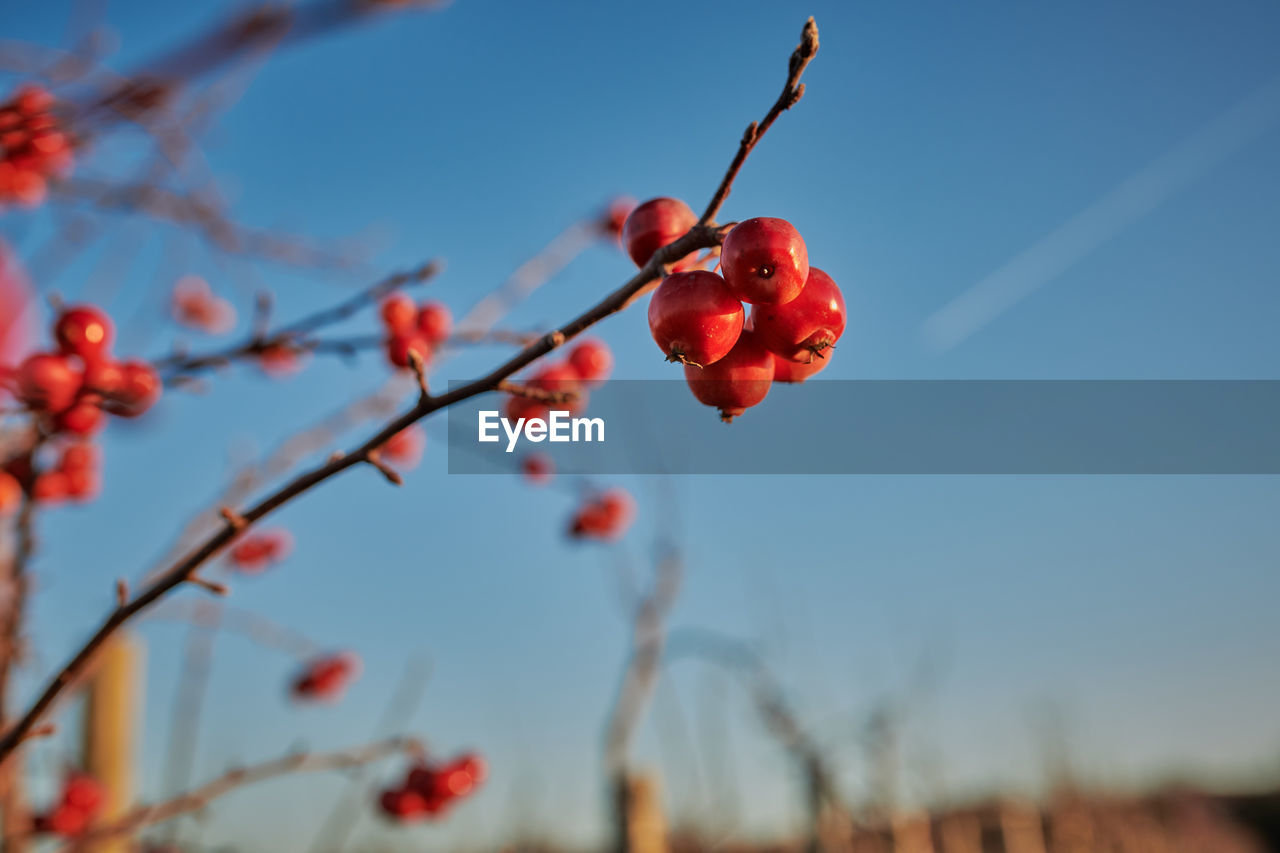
[33,471,69,504]
[62,773,103,813]
[684,329,773,422]
[567,338,613,383]
[53,401,104,436]
[17,353,80,412]
[771,351,829,383]
[621,197,697,268]
[102,360,160,418]
[379,426,426,469]
[228,528,293,573]
[601,197,636,240]
[82,359,124,396]
[380,788,429,821]
[380,294,417,334]
[291,652,360,702]
[54,306,113,361]
[750,267,845,363]
[0,471,20,516]
[569,488,635,541]
[172,275,235,334]
[415,302,452,344]
[386,334,431,369]
[59,442,99,473]
[647,271,744,366]
[14,86,54,115]
[506,362,584,422]
[720,217,809,305]
[521,453,554,485]
[257,343,304,378]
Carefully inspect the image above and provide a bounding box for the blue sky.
[4,0,1280,849]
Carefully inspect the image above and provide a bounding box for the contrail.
[921,74,1280,352]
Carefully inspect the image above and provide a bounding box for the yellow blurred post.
[82,633,141,853]
[613,771,668,853]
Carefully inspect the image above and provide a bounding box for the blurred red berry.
[379,293,416,334]
[0,471,20,516]
[53,400,104,436]
[228,528,293,574]
[415,302,452,344]
[291,652,360,702]
[172,275,236,335]
[386,333,431,370]
[520,453,553,485]
[17,352,80,412]
[54,306,113,362]
[568,488,635,541]
[567,338,613,384]
[102,360,161,418]
[380,425,426,469]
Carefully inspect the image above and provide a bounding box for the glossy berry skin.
[82,359,124,396]
[379,294,417,334]
[54,306,113,362]
[17,353,79,412]
[621,197,697,268]
[415,302,452,344]
[771,350,830,383]
[53,401,104,436]
[720,217,809,305]
[647,271,744,366]
[683,329,774,422]
[750,267,846,363]
[567,338,613,383]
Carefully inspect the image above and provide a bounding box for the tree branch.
[58,736,421,849]
[0,16,821,765]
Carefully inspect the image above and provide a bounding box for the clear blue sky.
[5,1,1280,849]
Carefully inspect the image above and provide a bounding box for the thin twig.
[58,736,422,849]
[0,17,821,764]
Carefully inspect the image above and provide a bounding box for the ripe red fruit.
[82,359,124,396]
[386,333,431,370]
[54,306,113,361]
[771,351,829,383]
[750,267,846,363]
[0,471,20,516]
[720,217,809,305]
[600,196,636,240]
[379,293,417,334]
[568,488,635,541]
[567,338,613,383]
[291,652,361,702]
[172,275,236,334]
[505,362,584,422]
[257,343,304,377]
[53,401,104,436]
[415,302,452,344]
[621,197,697,268]
[647,271,744,366]
[59,443,99,473]
[33,471,69,504]
[380,425,426,469]
[521,453,554,485]
[17,353,79,412]
[684,329,774,422]
[228,528,293,573]
[102,360,161,417]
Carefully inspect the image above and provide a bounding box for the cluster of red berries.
[378,753,486,823]
[379,294,453,369]
[8,442,101,506]
[171,275,236,335]
[0,86,73,210]
[623,198,846,421]
[228,528,293,574]
[33,771,103,838]
[568,488,635,541]
[291,651,360,702]
[504,338,613,423]
[2,304,161,431]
